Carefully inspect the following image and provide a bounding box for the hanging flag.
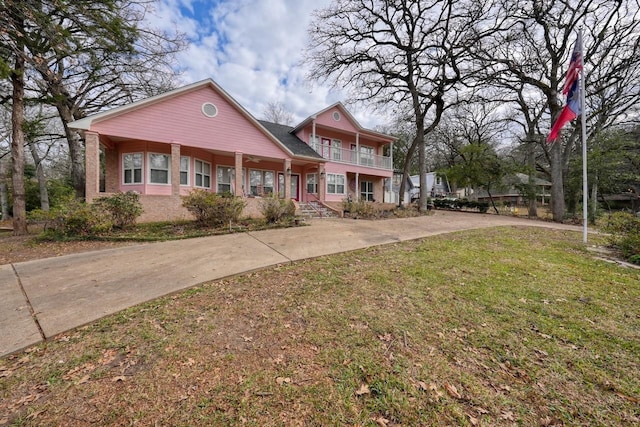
[548,34,583,143]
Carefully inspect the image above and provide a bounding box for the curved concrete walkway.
[0,211,583,357]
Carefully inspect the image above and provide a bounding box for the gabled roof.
[292,102,395,141]
[68,78,322,161]
[258,121,323,159]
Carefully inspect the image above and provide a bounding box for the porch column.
[85,131,100,202]
[170,143,180,196]
[389,141,394,170]
[318,163,326,202]
[355,133,360,166]
[284,158,292,199]
[234,152,243,196]
[355,172,360,201]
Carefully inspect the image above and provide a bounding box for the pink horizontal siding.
[92,85,289,159]
[315,108,359,133]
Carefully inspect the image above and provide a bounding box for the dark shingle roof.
[258,120,323,159]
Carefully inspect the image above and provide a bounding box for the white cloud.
[147,0,387,129]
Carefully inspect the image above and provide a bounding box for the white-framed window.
[327,173,345,194]
[436,176,442,185]
[249,169,274,196]
[217,166,234,193]
[180,156,190,186]
[360,145,374,166]
[306,173,318,194]
[332,139,342,161]
[195,159,211,188]
[148,153,170,184]
[309,135,320,153]
[361,180,374,201]
[123,152,143,184]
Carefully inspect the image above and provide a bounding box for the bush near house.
[181,189,245,227]
[93,191,144,229]
[259,195,296,224]
[433,198,489,213]
[29,195,113,237]
[599,211,640,264]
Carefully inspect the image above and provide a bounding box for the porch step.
[297,201,338,219]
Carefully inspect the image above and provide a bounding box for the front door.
[291,174,300,201]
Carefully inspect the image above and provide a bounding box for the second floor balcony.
[310,142,392,170]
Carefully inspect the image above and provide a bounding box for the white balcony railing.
[310,143,392,170]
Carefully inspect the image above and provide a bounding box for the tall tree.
[472,0,640,222]
[306,0,498,210]
[2,0,184,198]
[262,101,294,126]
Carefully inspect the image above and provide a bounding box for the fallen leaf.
[241,335,253,342]
[417,381,428,391]
[475,407,489,414]
[519,297,527,303]
[275,377,291,385]
[444,382,462,399]
[112,376,127,382]
[355,384,370,396]
[500,410,514,421]
[373,416,390,426]
[467,414,479,425]
[76,375,90,385]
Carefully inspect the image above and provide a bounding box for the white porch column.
[284,159,292,199]
[390,141,394,170]
[234,152,243,196]
[84,131,100,202]
[355,133,360,166]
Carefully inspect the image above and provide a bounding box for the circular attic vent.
[333,111,341,121]
[202,102,218,118]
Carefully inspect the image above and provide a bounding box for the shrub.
[343,198,376,218]
[182,189,245,226]
[93,191,143,229]
[599,211,640,260]
[260,195,296,224]
[30,195,112,237]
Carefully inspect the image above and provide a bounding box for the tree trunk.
[487,190,499,214]
[58,109,85,198]
[0,159,9,220]
[10,38,28,235]
[29,143,50,211]
[527,138,538,218]
[398,136,419,207]
[590,176,598,225]
[550,141,565,222]
[416,126,427,212]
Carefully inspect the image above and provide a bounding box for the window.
[320,138,342,161]
[123,153,143,184]
[195,159,211,188]
[217,166,234,193]
[306,173,318,194]
[436,176,442,185]
[309,135,320,153]
[332,139,342,161]
[361,181,374,201]
[180,156,190,185]
[149,153,170,184]
[360,146,374,166]
[249,169,274,196]
[327,173,345,194]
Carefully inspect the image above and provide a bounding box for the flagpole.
[579,27,588,243]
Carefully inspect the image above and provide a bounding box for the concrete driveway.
[0,211,583,357]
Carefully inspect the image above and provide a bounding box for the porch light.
[320,171,326,178]
[286,167,291,176]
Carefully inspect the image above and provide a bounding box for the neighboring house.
[408,172,452,201]
[473,173,551,206]
[69,78,395,222]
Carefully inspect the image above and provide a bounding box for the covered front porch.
[84,132,326,222]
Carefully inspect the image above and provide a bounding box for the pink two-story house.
[69,79,395,222]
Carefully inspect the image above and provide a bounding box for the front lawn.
[1,227,638,426]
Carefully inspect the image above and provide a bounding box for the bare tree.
[472,0,640,222]
[306,0,500,210]
[262,101,294,126]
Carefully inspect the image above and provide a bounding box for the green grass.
[1,226,638,426]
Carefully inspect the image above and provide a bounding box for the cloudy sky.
[145,0,384,128]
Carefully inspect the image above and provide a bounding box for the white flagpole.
[579,28,588,243]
